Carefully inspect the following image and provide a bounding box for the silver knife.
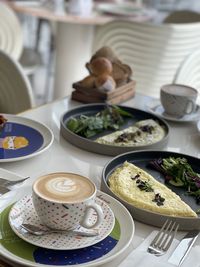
[168,230,199,266]
[0,186,10,195]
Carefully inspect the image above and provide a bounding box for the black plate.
[60,104,169,156]
[101,150,200,230]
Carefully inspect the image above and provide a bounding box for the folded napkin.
[118,231,200,267]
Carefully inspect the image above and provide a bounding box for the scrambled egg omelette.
[96,119,166,147]
[108,161,197,217]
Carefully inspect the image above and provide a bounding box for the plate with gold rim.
[0,188,134,267]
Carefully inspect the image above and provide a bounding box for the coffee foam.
[33,173,95,203]
[162,85,197,96]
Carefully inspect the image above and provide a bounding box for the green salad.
[149,157,200,207]
[67,105,132,138]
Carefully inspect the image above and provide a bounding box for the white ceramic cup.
[160,84,198,117]
[32,172,103,230]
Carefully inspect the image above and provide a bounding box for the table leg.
[53,22,94,99]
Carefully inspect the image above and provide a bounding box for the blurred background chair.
[0,2,43,101]
[93,20,200,98]
[0,2,23,60]
[174,48,200,103]
[0,50,35,114]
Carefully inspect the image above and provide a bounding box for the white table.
[6,1,156,100]
[0,93,200,266]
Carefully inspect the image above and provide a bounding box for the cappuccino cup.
[160,84,198,117]
[32,172,103,230]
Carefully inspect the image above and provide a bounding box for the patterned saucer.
[8,194,115,250]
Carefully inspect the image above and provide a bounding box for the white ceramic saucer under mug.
[146,99,200,122]
[9,193,115,250]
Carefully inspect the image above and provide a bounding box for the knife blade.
[0,186,10,196]
[168,230,199,266]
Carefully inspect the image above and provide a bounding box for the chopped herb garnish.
[152,193,165,206]
[136,179,153,192]
[139,125,155,134]
[131,172,165,206]
[131,174,140,180]
[114,131,141,143]
[66,105,132,138]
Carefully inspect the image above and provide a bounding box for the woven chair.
[0,50,35,114]
[93,20,200,98]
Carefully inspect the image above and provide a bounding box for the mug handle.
[80,203,103,229]
[185,100,196,114]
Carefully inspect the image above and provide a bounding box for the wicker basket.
[71,80,136,104]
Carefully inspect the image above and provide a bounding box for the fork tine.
[149,219,170,246]
[148,220,179,256]
[162,222,179,251]
[157,220,174,248]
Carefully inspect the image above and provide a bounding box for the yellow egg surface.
[108,161,197,217]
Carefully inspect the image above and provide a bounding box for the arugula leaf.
[112,105,133,117]
[149,157,200,205]
[66,105,132,138]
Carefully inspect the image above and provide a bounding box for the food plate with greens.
[60,104,169,156]
[101,150,200,230]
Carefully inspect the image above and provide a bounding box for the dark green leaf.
[113,105,133,117]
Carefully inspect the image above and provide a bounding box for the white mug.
[32,172,103,230]
[160,84,198,117]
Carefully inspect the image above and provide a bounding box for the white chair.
[93,20,200,98]
[0,3,23,60]
[0,50,35,114]
[0,3,43,97]
[174,48,200,103]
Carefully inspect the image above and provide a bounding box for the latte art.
[33,173,95,203]
[47,177,77,193]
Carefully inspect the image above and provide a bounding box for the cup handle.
[80,203,103,229]
[185,100,195,114]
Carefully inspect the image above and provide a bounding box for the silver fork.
[147,220,179,256]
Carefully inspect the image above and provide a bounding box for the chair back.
[174,48,200,103]
[164,10,200,23]
[0,50,35,114]
[0,3,23,60]
[93,20,200,98]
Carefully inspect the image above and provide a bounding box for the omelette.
[108,161,197,217]
[96,119,165,147]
